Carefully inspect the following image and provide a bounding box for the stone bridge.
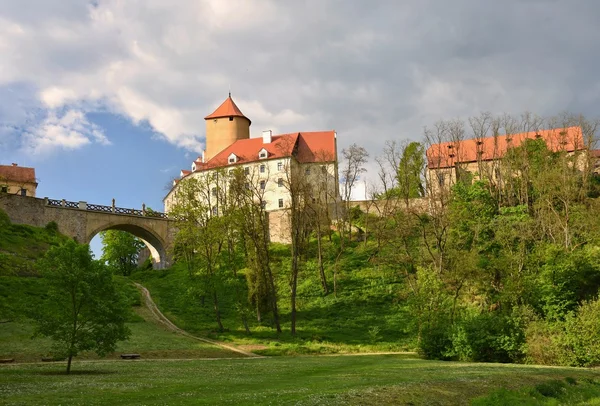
[0,194,175,269]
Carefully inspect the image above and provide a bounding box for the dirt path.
[134,283,262,358]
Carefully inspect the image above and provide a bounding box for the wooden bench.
[0,358,14,364]
[120,354,141,360]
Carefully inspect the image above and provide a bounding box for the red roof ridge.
[204,96,250,124]
[427,126,585,169]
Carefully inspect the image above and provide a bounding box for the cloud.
[0,0,599,159]
[22,109,110,155]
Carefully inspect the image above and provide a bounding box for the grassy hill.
[132,241,416,356]
[0,209,243,362]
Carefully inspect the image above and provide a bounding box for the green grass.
[0,276,243,362]
[0,217,66,276]
[472,377,600,405]
[1,355,599,405]
[131,241,415,355]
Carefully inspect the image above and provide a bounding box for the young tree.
[100,230,144,276]
[33,240,130,374]
[397,141,426,203]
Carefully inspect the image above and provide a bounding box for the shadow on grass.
[35,369,118,376]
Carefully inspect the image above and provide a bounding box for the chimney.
[262,130,272,144]
[11,163,17,166]
[201,151,205,163]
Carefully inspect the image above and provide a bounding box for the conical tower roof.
[204,95,251,124]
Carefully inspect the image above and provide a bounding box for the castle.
[163,94,339,242]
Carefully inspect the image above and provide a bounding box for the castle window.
[212,206,218,216]
[1,186,7,193]
[278,178,283,187]
[260,180,266,190]
[211,187,217,197]
[321,166,327,174]
[261,200,267,209]
[20,188,26,196]
[278,199,284,208]
[244,167,250,175]
[305,167,311,175]
[229,116,234,121]
[277,162,283,171]
[260,164,265,173]
[244,182,250,190]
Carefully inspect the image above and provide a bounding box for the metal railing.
[44,198,168,219]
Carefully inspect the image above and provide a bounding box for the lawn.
[1,355,600,405]
[0,276,244,363]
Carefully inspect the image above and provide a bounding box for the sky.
[1,0,600,255]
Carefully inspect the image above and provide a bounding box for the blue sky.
[2,0,600,256]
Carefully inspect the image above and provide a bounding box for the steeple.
[203,95,251,161]
[204,95,251,124]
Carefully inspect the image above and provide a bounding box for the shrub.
[525,298,600,367]
[449,308,528,363]
[560,298,600,367]
[523,320,562,365]
[44,221,58,233]
[0,208,10,227]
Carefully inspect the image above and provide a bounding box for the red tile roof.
[187,131,336,174]
[0,164,37,184]
[427,127,585,169]
[204,96,251,124]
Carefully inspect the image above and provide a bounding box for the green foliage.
[559,298,600,366]
[408,267,454,359]
[100,230,144,276]
[44,221,58,233]
[32,240,130,373]
[0,208,10,227]
[396,141,425,199]
[0,218,68,276]
[449,308,530,363]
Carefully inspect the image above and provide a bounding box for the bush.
[0,208,10,227]
[525,298,600,367]
[449,309,527,363]
[523,320,562,365]
[560,298,600,367]
[44,221,58,233]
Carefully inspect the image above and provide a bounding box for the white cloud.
[0,0,599,160]
[22,109,111,155]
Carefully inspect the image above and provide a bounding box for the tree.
[100,230,144,276]
[397,141,425,203]
[33,240,130,374]
[170,172,232,332]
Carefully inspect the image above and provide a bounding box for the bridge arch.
[87,222,169,270]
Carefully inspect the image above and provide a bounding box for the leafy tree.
[33,240,130,374]
[397,141,425,201]
[100,230,144,276]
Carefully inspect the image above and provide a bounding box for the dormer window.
[259,148,268,159]
[228,153,238,164]
[192,164,196,171]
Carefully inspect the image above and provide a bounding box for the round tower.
[204,94,251,161]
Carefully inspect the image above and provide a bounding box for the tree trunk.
[212,290,224,332]
[242,315,251,334]
[66,354,73,375]
[290,247,299,336]
[316,227,328,294]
